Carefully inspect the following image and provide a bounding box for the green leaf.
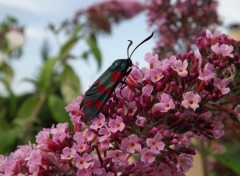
[214,148,240,175]
[37,57,57,93]
[86,33,102,69]
[0,126,22,154]
[59,34,79,61]
[21,78,37,85]
[0,77,13,95]
[48,94,70,123]
[0,62,14,84]
[60,64,81,103]
[14,95,39,126]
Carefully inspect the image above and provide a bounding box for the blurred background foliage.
[0,16,102,154]
[0,0,239,175]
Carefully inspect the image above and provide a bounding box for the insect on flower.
[82,33,154,120]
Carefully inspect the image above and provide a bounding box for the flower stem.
[199,139,209,176]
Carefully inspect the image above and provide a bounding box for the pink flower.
[61,147,76,160]
[36,129,50,147]
[213,122,225,139]
[90,113,106,130]
[74,129,96,143]
[153,93,175,112]
[182,91,201,111]
[206,29,221,39]
[99,138,110,151]
[213,78,230,95]
[140,148,156,164]
[0,155,6,171]
[149,68,164,83]
[82,129,96,142]
[198,63,215,81]
[211,43,234,57]
[77,169,92,176]
[99,127,111,142]
[161,55,177,70]
[135,115,147,127]
[121,134,141,153]
[142,84,153,96]
[211,43,221,55]
[220,44,234,57]
[107,150,126,165]
[146,133,165,152]
[172,59,188,77]
[65,98,82,118]
[177,154,193,172]
[153,163,171,176]
[144,52,160,68]
[168,55,177,65]
[72,140,89,153]
[108,116,125,133]
[26,149,42,174]
[51,123,68,142]
[75,153,92,170]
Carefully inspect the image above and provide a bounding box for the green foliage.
[61,64,81,103]
[14,95,39,126]
[0,62,14,85]
[0,127,23,154]
[0,16,103,154]
[48,94,71,124]
[86,33,102,69]
[37,57,58,94]
[214,148,240,175]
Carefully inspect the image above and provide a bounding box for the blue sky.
[0,0,240,95]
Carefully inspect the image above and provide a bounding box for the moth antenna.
[127,40,133,58]
[133,64,144,77]
[130,32,154,58]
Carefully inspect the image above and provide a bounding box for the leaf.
[0,126,23,154]
[37,57,57,93]
[59,34,79,61]
[86,33,102,69]
[60,64,81,103]
[0,77,13,95]
[14,95,39,126]
[214,148,240,175]
[21,78,37,85]
[48,94,70,123]
[0,62,14,84]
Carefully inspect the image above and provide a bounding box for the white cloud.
[0,0,45,14]
[0,0,98,16]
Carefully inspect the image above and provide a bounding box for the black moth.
[81,33,154,120]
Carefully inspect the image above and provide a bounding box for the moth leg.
[119,69,132,97]
[119,81,127,97]
[113,91,119,101]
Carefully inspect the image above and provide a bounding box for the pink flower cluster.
[1,30,240,175]
[146,0,221,58]
[72,0,145,33]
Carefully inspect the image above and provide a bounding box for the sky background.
[0,0,240,95]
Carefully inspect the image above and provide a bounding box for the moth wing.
[83,68,124,120]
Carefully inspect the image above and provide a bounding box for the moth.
[82,33,153,120]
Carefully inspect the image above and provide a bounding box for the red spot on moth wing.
[86,100,94,107]
[97,85,107,93]
[95,100,103,109]
[97,85,112,94]
[111,71,122,82]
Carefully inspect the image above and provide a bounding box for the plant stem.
[199,139,209,176]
